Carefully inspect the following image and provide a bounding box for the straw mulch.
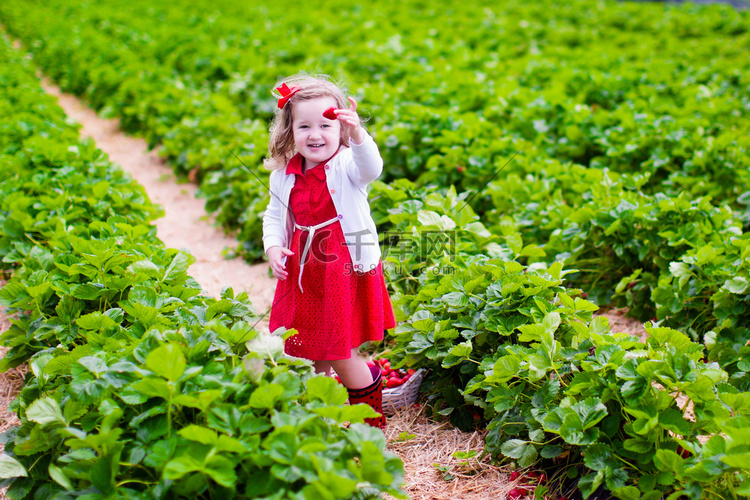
[0,344,23,456]
[0,281,25,456]
[1,280,27,500]
[383,405,518,500]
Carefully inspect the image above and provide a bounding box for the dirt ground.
[0,80,649,500]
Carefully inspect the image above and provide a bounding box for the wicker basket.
[382,369,425,415]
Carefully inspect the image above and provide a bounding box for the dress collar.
[285,153,305,176]
[285,152,335,180]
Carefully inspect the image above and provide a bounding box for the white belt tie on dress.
[294,216,339,293]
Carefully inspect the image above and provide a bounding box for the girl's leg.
[313,360,332,377]
[329,348,373,388]
[331,348,386,429]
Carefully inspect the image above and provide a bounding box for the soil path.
[41,79,277,327]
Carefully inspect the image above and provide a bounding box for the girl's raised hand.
[267,245,294,280]
[335,97,365,145]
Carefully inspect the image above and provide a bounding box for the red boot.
[346,365,386,429]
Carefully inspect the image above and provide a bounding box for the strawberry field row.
[0,33,404,500]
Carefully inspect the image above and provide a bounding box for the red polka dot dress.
[268,153,396,361]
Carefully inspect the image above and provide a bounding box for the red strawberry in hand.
[323,107,338,120]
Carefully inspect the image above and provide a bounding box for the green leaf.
[55,295,84,323]
[215,435,250,454]
[683,375,715,403]
[492,355,521,381]
[463,221,491,238]
[206,299,233,320]
[90,444,121,494]
[0,454,28,479]
[178,425,218,446]
[127,260,161,278]
[506,233,523,255]
[695,244,717,265]
[164,455,202,480]
[720,448,750,469]
[442,340,472,368]
[48,463,72,490]
[440,292,469,308]
[519,244,546,258]
[417,210,456,231]
[306,376,348,405]
[518,324,544,343]
[92,180,110,198]
[163,252,191,284]
[411,310,435,331]
[499,439,538,467]
[26,397,67,426]
[574,298,599,312]
[249,383,285,409]
[575,397,608,429]
[246,333,285,360]
[722,276,749,294]
[654,449,684,477]
[540,445,563,458]
[204,455,237,488]
[579,471,604,500]
[71,283,107,300]
[612,486,641,500]
[146,344,186,382]
[624,438,653,453]
[528,353,553,382]
[560,412,599,445]
[542,312,561,333]
[583,443,616,471]
[131,378,170,400]
[78,356,108,376]
[76,311,118,331]
[658,408,691,436]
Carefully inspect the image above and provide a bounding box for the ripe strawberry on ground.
[508,488,527,499]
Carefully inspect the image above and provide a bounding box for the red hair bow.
[274,83,300,109]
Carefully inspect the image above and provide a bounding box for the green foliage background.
[1,0,749,498]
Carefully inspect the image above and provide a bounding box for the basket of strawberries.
[369,358,424,414]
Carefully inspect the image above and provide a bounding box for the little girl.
[262,74,396,428]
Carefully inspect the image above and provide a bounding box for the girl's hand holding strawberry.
[326,96,365,145]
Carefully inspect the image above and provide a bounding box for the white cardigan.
[262,133,383,273]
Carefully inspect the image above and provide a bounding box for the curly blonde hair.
[264,73,351,171]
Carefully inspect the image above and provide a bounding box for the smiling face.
[291,97,341,170]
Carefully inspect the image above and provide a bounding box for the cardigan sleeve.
[346,132,383,186]
[262,170,288,252]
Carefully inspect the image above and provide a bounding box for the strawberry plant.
[388,247,750,497]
